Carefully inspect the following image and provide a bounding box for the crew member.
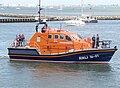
[92,35,95,48]
[96,34,100,48]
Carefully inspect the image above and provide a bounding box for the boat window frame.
[77,34,82,39]
[48,34,52,39]
[65,35,72,41]
[60,34,64,40]
[54,34,59,39]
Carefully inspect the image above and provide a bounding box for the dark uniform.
[96,34,99,48]
[92,35,95,48]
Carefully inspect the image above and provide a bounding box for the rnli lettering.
[79,54,99,60]
[79,56,88,60]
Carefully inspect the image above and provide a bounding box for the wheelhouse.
[28,28,92,54]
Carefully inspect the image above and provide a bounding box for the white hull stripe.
[10,59,108,64]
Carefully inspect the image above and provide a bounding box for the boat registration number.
[79,54,99,60]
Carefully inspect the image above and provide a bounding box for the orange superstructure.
[29,28,92,54]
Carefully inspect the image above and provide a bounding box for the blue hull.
[8,48,117,63]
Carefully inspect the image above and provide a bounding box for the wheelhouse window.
[48,34,52,39]
[66,35,72,41]
[77,34,82,39]
[60,34,64,40]
[72,34,82,40]
[54,34,58,39]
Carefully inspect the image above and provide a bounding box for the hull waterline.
[8,48,117,64]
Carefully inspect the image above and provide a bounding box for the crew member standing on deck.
[21,34,25,46]
[92,35,95,48]
[96,34,100,48]
[18,34,22,46]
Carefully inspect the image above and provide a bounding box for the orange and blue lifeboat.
[8,27,117,64]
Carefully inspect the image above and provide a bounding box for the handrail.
[39,34,48,41]
[30,41,41,54]
[34,42,41,52]
[11,39,28,48]
[99,40,112,48]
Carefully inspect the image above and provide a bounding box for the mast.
[81,0,83,16]
[38,0,41,23]
[35,0,42,32]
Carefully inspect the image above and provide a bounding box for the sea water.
[0,20,120,88]
[0,5,120,88]
[0,6,120,16]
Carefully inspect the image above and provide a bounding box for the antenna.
[81,0,83,16]
[60,23,62,30]
[35,0,42,32]
[38,0,41,23]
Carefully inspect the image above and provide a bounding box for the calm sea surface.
[0,6,120,16]
[0,20,120,88]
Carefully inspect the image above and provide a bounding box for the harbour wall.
[0,14,120,23]
[0,18,36,23]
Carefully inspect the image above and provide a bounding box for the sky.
[0,0,120,6]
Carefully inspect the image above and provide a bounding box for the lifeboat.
[7,0,117,64]
[8,24,117,64]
